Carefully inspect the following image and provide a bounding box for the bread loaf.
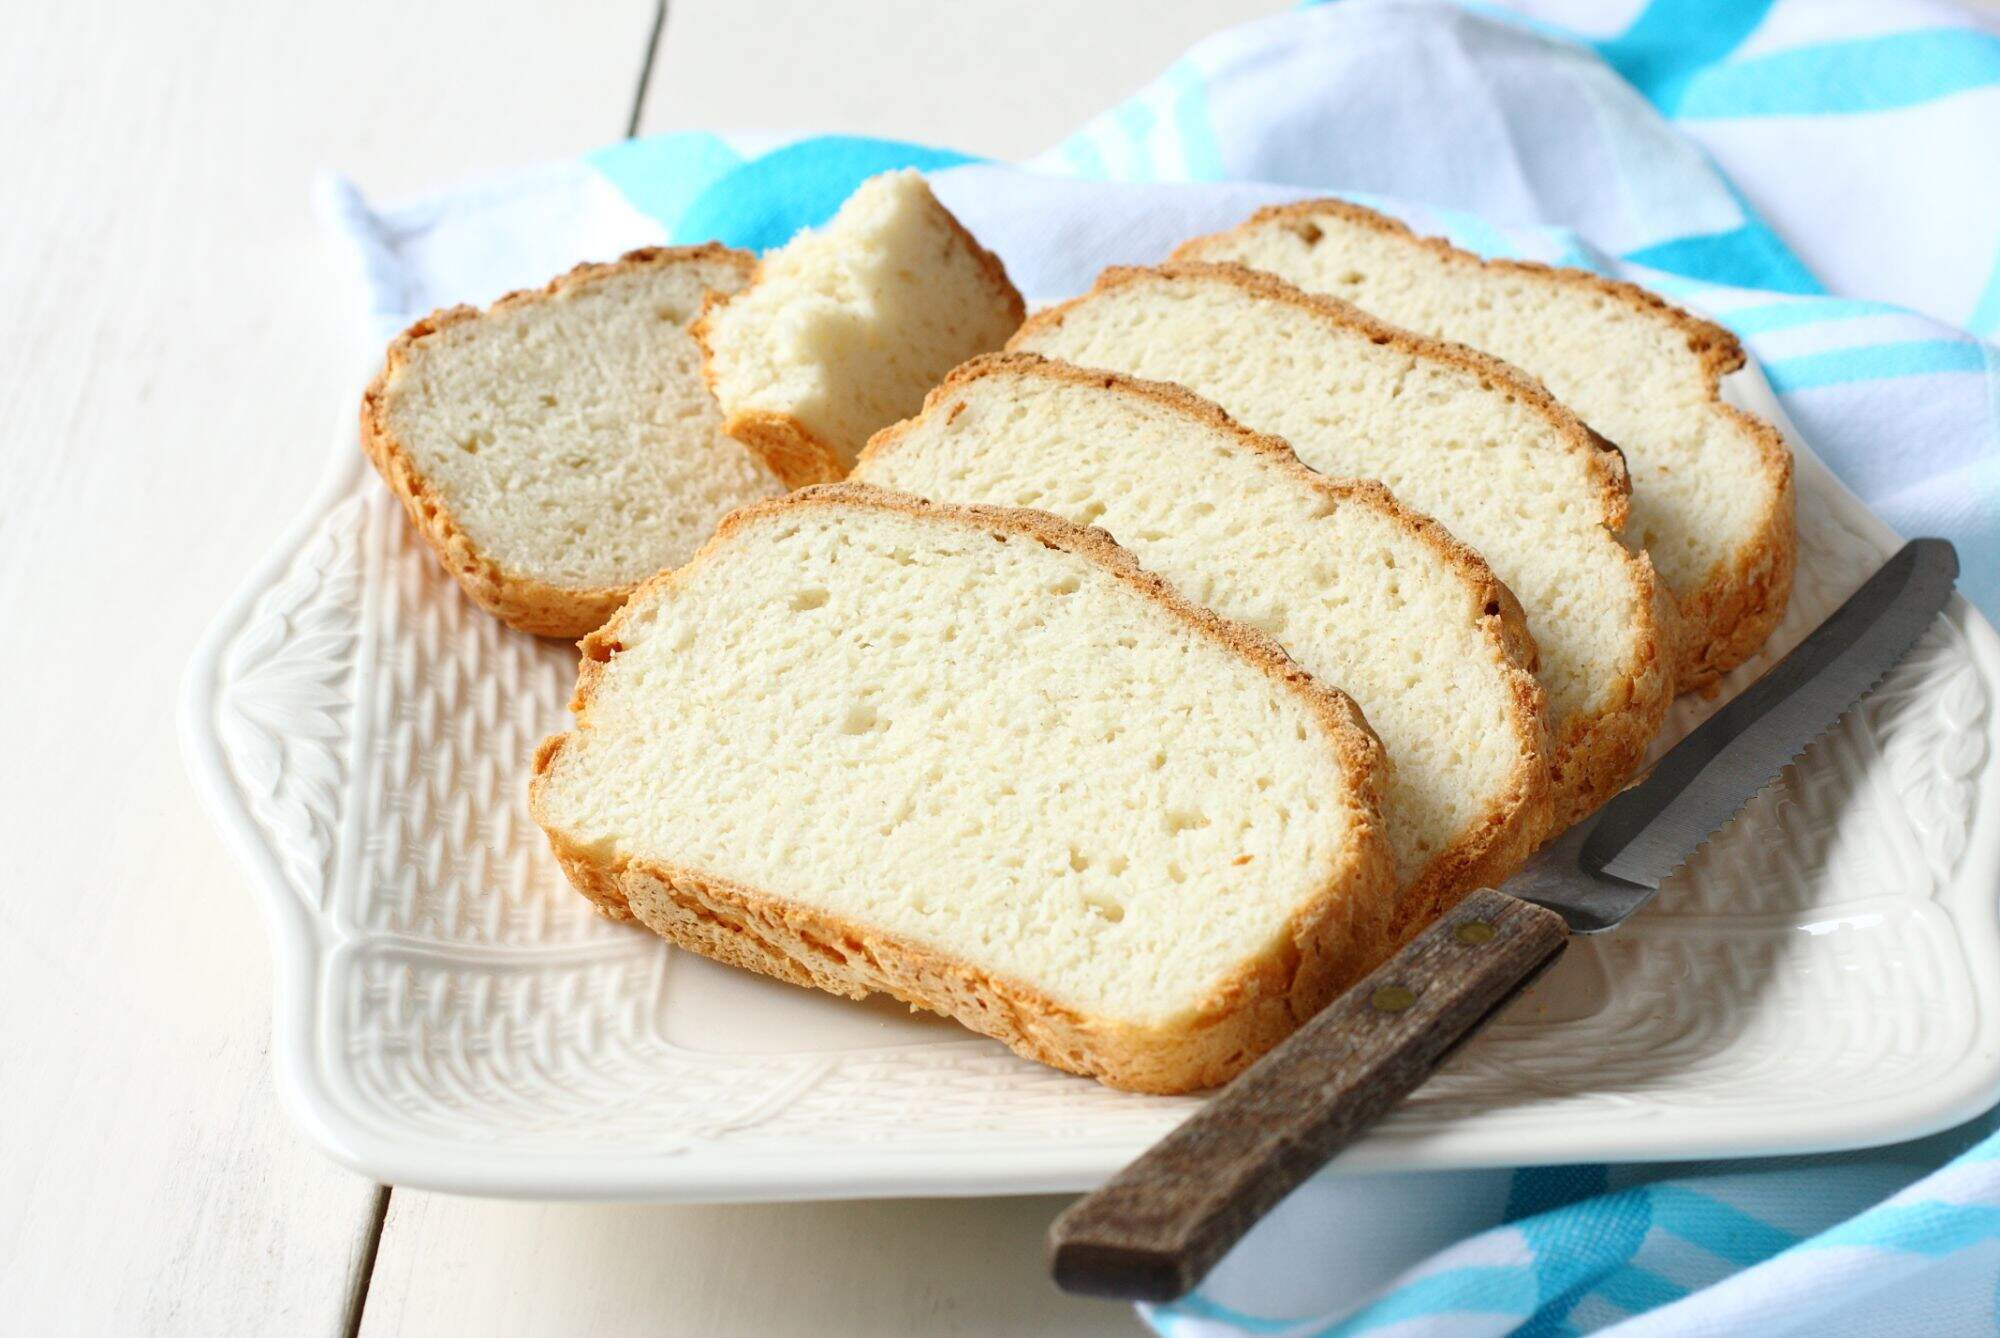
[1009,263,1672,828]
[1175,201,1793,689]
[856,354,1550,929]
[361,245,782,638]
[531,483,1398,1092]
[695,171,1025,486]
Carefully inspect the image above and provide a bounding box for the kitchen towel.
[321,1,2000,1331]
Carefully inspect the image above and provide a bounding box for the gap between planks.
[343,1187,394,1338]
[343,9,663,1333]
[628,0,671,138]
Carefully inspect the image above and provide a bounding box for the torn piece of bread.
[1009,264,1671,830]
[530,483,1397,1093]
[1174,200,1794,690]
[694,171,1025,486]
[856,354,1550,933]
[361,245,783,639]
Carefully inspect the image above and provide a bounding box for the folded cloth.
[321,1,2000,1330]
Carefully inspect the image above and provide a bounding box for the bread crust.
[1007,263,1672,837]
[927,181,1029,331]
[531,483,1399,1093]
[359,244,760,640]
[864,354,1552,938]
[690,176,1027,488]
[1174,200,1796,691]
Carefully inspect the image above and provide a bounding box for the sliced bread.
[361,245,783,639]
[1009,264,1673,829]
[855,354,1550,929]
[1174,201,1795,689]
[694,171,1026,487]
[530,483,1397,1093]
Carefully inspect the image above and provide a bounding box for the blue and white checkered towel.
[324,1,2000,1330]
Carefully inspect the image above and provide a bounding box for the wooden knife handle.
[1048,887,1569,1301]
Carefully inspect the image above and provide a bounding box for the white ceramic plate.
[182,362,2000,1201]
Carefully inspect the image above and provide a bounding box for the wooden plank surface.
[0,2,657,1334]
[639,0,1289,160]
[12,1,2000,1333]
[359,1196,1141,1338]
[3,1,1271,1333]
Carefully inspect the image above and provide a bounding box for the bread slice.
[530,483,1397,1093]
[361,245,783,639]
[856,354,1550,931]
[694,171,1025,487]
[1174,201,1795,690]
[1009,264,1673,830]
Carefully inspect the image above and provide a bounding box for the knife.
[1049,537,1960,1302]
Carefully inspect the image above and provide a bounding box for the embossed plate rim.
[182,358,2000,1201]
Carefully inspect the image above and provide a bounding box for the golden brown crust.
[687,284,850,488]
[1174,200,1796,690]
[1007,264,1674,838]
[720,404,847,487]
[359,244,759,640]
[863,354,1553,938]
[1672,405,1796,691]
[690,175,1026,488]
[925,184,1029,333]
[531,483,1400,1093]
[1013,261,1639,543]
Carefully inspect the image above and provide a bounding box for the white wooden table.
[0,3,1284,1333]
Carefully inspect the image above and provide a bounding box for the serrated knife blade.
[1578,537,1960,898]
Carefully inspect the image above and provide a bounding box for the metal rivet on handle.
[1370,985,1418,1012]
[1455,921,1497,945]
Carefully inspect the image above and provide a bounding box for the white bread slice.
[362,245,783,639]
[856,354,1550,932]
[530,483,1396,1093]
[694,171,1025,487]
[1174,201,1795,690]
[1009,265,1673,830]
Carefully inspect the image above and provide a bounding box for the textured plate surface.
[182,362,2000,1200]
